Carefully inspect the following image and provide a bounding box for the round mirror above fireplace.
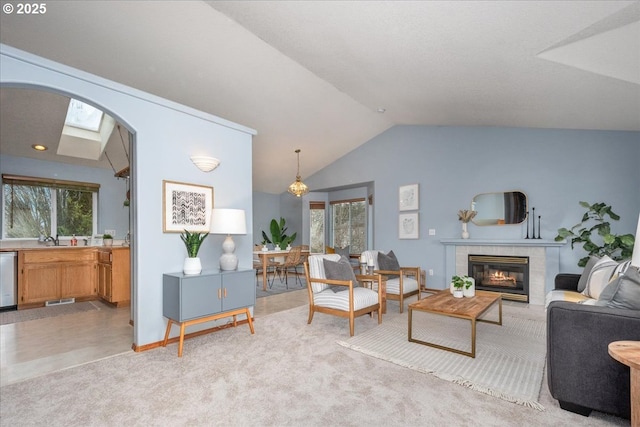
[471,190,527,226]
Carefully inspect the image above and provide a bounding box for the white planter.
[103,238,113,247]
[453,289,464,298]
[463,277,476,297]
[183,257,202,275]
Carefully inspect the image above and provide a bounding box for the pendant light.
[287,149,309,197]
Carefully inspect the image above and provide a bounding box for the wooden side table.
[608,341,640,426]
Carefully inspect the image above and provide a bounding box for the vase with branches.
[458,210,477,239]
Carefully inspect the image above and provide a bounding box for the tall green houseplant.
[555,201,635,267]
[180,229,208,258]
[261,217,297,250]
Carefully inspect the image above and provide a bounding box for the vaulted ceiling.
[1,1,638,193]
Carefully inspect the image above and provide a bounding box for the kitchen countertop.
[0,245,129,252]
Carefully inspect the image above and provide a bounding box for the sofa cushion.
[577,256,600,293]
[545,290,592,307]
[323,255,358,293]
[596,266,640,310]
[582,256,619,299]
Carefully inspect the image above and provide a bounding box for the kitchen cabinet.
[97,247,130,306]
[162,269,255,356]
[18,248,97,308]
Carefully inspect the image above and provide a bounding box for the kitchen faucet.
[43,235,59,246]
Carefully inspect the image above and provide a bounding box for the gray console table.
[162,269,255,357]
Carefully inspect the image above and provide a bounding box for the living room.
[1,1,639,425]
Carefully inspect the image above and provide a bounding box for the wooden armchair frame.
[304,260,383,336]
[374,266,422,313]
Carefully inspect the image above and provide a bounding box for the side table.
[608,340,640,426]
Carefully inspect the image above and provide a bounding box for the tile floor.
[0,288,308,387]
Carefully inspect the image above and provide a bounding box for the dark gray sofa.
[547,273,640,419]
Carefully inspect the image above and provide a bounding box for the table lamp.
[209,208,247,271]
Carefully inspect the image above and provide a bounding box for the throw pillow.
[335,245,350,258]
[582,256,619,299]
[577,256,600,293]
[378,250,400,279]
[323,255,358,293]
[596,266,640,310]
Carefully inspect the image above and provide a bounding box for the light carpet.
[338,309,546,410]
[0,300,101,325]
[0,303,627,426]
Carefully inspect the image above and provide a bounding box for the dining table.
[253,248,310,291]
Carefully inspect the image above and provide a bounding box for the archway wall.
[1,44,256,346]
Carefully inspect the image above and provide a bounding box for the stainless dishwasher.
[0,252,17,311]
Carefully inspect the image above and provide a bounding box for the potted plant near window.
[261,217,297,250]
[103,234,113,247]
[180,230,208,275]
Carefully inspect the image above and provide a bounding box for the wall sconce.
[190,155,220,172]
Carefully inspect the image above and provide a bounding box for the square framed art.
[399,184,419,211]
[399,212,419,239]
[162,180,213,233]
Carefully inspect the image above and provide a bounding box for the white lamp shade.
[190,155,220,172]
[632,213,640,268]
[209,209,247,235]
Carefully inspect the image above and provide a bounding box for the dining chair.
[274,246,303,288]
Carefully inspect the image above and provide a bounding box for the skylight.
[64,98,104,132]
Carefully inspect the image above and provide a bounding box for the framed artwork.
[399,213,419,239]
[162,180,214,233]
[399,184,419,211]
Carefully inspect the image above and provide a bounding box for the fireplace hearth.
[468,255,529,302]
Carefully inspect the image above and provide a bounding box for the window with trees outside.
[309,201,325,254]
[2,175,98,239]
[331,198,366,254]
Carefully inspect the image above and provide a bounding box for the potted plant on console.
[181,229,208,275]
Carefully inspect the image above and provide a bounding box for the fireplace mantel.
[441,238,567,305]
[441,239,565,247]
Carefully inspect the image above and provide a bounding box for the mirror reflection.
[471,191,527,226]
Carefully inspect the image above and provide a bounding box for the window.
[309,201,325,253]
[331,199,366,254]
[64,98,104,132]
[2,175,98,239]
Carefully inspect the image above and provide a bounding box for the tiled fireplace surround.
[441,239,566,305]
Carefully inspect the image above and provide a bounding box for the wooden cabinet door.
[110,249,130,303]
[97,262,112,300]
[61,262,96,298]
[21,263,60,304]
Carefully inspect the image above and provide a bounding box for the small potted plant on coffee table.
[451,275,472,298]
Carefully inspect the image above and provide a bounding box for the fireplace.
[468,255,529,302]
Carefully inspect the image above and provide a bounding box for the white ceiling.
[1,1,638,194]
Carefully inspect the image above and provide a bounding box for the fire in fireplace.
[468,255,529,302]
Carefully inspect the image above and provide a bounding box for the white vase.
[183,257,202,275]
[463,277,476,297]
[461,222,470,239]
[450,282,455,294]
[453,289,464,298]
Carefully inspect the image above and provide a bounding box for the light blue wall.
[1,44,255,347]
[305,125,640,288]
[252,191,280,245]
[0,155,130,239]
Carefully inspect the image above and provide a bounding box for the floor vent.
[45,298,76,307]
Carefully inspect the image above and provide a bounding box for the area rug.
[256,275,306,298]
[0,301,102,325]
[337,309,547,410]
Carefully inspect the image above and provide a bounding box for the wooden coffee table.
[408,290,502,358]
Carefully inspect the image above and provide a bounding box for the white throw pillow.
[582,256,619,299]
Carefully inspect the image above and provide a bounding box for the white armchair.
[304,254,383,336]
[361,250,422,313]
